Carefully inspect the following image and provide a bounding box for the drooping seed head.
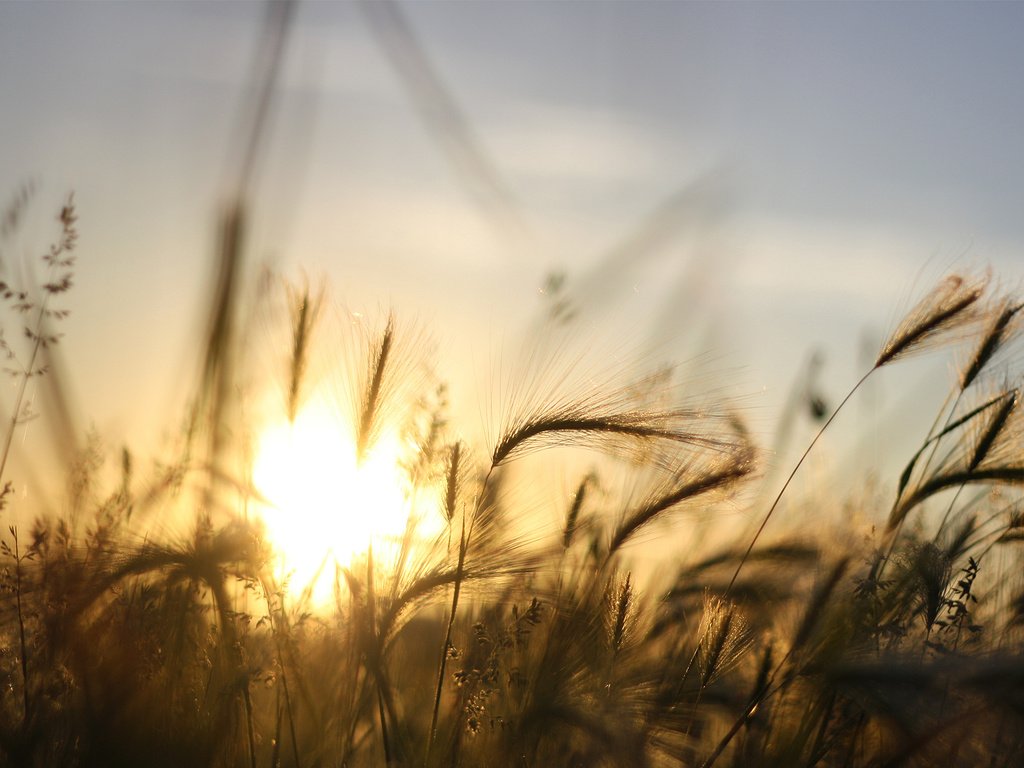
[876,273,987,369]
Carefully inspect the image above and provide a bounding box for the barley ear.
[608,452,754,557]
[961,297,1023,390]
[699,603,735,689]
[894,390,1010,500]
[967,389,1017,472]
[875,273,987,368]
[356,314,394,462]
[443,442,461,524]
[609,572,633,657]
[285,278,325,423]
[563,474,592,551]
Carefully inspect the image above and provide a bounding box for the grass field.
[0,195,1021,768]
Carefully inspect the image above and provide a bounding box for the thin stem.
[426,510,468,764]
[727,369,872,595]
[0,299,48,486]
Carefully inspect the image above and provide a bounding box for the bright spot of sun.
[252,399,425,602]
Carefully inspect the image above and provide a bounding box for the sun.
[252,398,418,600]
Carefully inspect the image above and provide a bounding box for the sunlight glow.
[252,400,420,601]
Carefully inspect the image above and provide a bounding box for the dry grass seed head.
[967,388,1018,472]
[960,295,1024,390]
[607,571,634,657]
[492,395,738,469]
[356,313,394,462]
[490,342,741,470]
[285,277,325,422]
[889,387,1024,530]
[607,444,755,557]
[697,594,749,689]
[875,272,987,369]
[443,441,461,524]
[908,543,951,631]
[563,473,594,551]
[328,310,432,465]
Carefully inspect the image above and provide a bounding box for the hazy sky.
[2,0,1023,486]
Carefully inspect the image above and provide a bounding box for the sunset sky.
[2,1,1024,490]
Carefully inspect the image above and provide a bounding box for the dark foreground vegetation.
[0,197,1023,768]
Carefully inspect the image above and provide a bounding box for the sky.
[2,0,1024,510]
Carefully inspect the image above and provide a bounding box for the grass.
[0,195,1022,768]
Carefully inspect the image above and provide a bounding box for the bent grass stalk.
[7,198,1024,768]
[885,296,1022,570]
[728,273,986,595]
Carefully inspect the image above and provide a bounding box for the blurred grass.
[0,5,1022,765]
[0,192,1021,768]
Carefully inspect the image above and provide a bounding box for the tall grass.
[0,195,1023,768]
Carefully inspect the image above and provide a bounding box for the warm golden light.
[252,398,415,601]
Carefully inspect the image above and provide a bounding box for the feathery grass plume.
[967,388,1018,472]
[608,572,634,658]
[875,272,988,368]
[285,277,325,423]
[893,390,1011,501]
[444,441,461,524]
[891,466,1024,532]
[563,473,593,551]
[607,446,754,558]
[960,295,1024,390]
[493,399,734,467]
[675,540,821,583]
[335,311,431,470]
[697,595,748,690]
[889,388,1023,530]
[929,388,1019,536]
[908,543,952,634]
[356,313,394,463]
[727,273,987,596]
[491,353,738,469]
[881,292,1019,564]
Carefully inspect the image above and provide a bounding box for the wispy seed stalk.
[563,475,591,550]
[609,458,752,556]
[700,608,734,689]
[444,442,461,523]
[968,391,1017,472]
[875,275,985,368]
[962,301,1023,390]
[286,283,323,422]
[493,414,723,466]
[891,467,1024,530]
[356,316,394,462]
[730,275,985,595]
[611,573,632,657]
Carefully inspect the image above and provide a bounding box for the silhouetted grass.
[0,195,1023,768]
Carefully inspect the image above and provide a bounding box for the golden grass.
[0,198,1023,767]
